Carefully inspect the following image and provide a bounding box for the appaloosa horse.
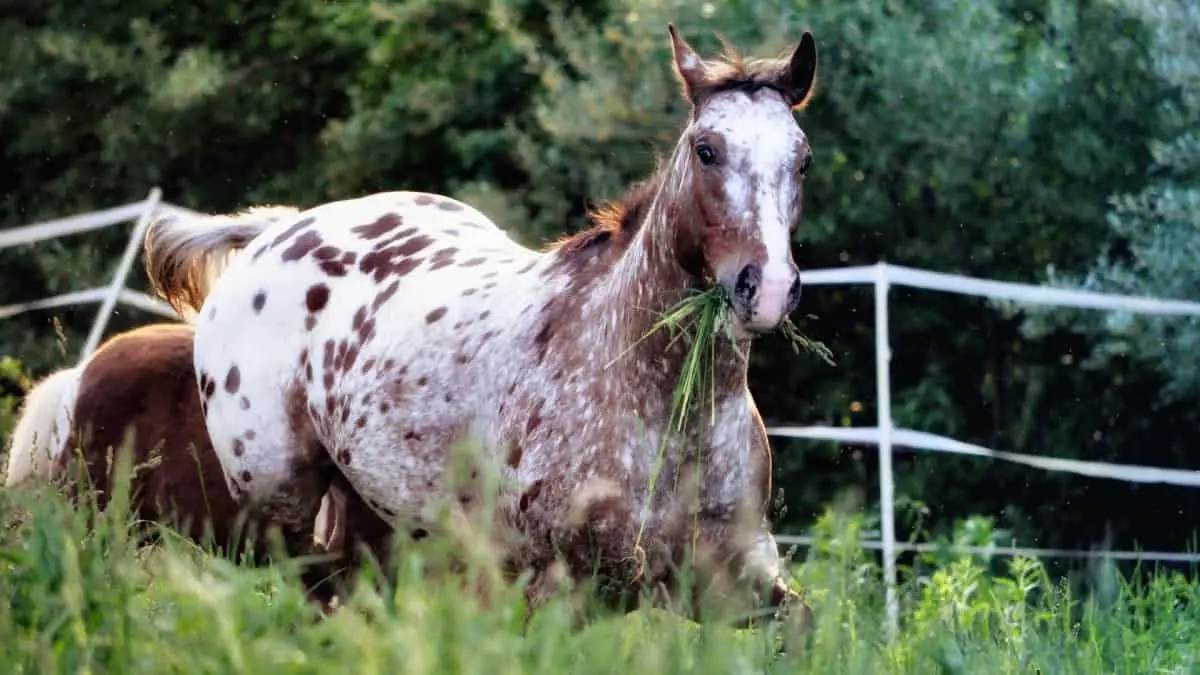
[4,207,395,607]
[143,24,818,632]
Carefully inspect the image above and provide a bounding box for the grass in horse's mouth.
[648,287,836,434]
[623,287,835,581]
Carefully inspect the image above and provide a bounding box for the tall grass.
[2,452,1198,674]
[621,287,835,569]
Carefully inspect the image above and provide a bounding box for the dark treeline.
[2,0,1198,574]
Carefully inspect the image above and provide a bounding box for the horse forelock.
[682,35,800,111]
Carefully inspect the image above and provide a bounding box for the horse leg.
[681,518,813,651]
[302,473,398,610]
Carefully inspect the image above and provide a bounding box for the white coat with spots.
[143,24,821,633]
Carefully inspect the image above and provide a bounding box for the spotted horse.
[143,24,820,638]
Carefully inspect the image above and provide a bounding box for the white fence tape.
[767,425,1200,487]
[0,201,149,251]
[798,263,1200,315]
[0,287,177,321]
[0,198,202,321]
[0,200,205,252]
[772,534,1200,564]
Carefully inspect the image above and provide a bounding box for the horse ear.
[667,23,706,104]
[780,31,818,110]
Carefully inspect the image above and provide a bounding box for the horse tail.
[143,205,301,320]
[4,365,84,488]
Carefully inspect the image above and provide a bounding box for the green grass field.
[1,465,1197,675]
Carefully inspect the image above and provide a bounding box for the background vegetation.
[2,0,1198,584]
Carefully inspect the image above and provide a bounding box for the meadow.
[0,453,1196,675]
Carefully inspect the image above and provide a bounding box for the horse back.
[68,323,242,544]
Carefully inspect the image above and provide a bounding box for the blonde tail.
[144,205,301,320]
[4,366,84,488]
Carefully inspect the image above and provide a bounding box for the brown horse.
[4,322,397,606]
[143,24,819,638]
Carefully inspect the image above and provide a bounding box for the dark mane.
[689,35,793,106]
[544,171,666,263]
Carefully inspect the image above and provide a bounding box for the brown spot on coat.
[281,231,323,262]
[224,365,241,394]
[525,403,543,435]
[372,281,400,312]
[429,247,458,271]
[519,479,544,512]
[395,235,434,256]
[352,213,404,240]
[252,291,266,313]
[358,317,377,343]
[507,443,523,468]
[269,217,316,248]
[319,260,348,277]
[306,284,330,313]
[425,307,448,324]
[358,249,422,283]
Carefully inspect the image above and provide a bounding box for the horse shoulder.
[704,391,772,510]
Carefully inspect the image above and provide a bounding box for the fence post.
[874,261,899,643]
[79,187,164,362]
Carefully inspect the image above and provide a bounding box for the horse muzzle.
[723,262,802,335]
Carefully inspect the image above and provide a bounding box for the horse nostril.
[787,275,802,309]
[734,264,761,305]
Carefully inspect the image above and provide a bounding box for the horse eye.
[696,143,718,167]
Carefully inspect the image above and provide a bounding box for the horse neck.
[594,156,751,412]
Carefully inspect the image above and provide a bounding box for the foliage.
[1018,0,1200,402]
[2,483,1199,673]
[0,356,28,442]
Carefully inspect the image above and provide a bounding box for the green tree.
[1020,0,1200,403]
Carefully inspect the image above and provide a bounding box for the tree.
[1019,0,1200,403]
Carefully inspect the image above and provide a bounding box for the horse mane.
[543,171,666,264]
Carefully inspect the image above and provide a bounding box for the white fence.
[0,189,200,361]
[765,263,1200,642]
[4,192,1200,640]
